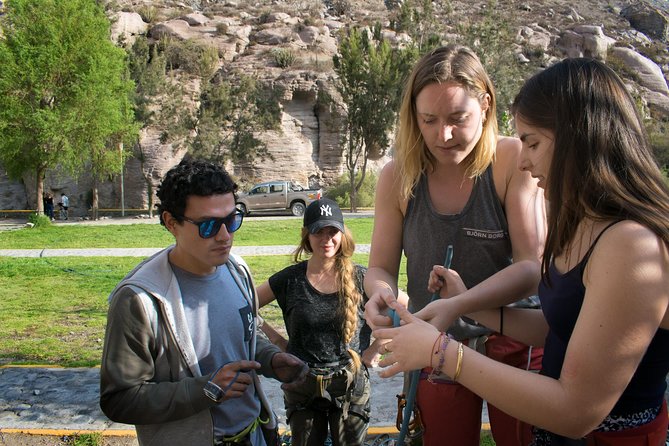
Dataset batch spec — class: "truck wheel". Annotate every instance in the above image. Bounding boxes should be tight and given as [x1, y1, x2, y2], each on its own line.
[237, 203, 248, 216]
[290, 202, 306, 217]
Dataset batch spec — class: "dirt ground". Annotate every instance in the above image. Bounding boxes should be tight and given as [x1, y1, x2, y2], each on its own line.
[0, 433, 138, 446]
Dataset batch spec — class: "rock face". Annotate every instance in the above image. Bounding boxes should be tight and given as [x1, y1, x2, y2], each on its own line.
[556, 25, 617, 60]
[622, 2, 669, 41]
[110, 11, 148, 44]
[2, 0, 669, 214]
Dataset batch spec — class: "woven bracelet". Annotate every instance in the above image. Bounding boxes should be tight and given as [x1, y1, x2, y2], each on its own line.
[428, 332, 450, 383]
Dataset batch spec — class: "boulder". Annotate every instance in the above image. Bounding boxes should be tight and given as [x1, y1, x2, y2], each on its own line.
[149, 20, 193, 41]
[556, 26, 615, 60]
[252, 27, 295, 45]
[517, 24, 552, 52]
[621, 3, 669, 41]
[110, 12, 148, 44]
[610, 46, 669, 95]
[180, 13, 210, 26]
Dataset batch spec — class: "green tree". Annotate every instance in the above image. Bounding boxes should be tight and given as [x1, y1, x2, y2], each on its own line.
[127, 36, 194, 217]
[193, 74, 281, 167]
[79, 52, 137, 220]
[0, 0, 137, 214]
[390, 0, 445, 52]
[456, 0, 530, 134]
[333, 26, 417, 211]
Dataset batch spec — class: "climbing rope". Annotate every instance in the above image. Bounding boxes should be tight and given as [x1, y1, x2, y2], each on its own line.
[391, 244, 453, 445]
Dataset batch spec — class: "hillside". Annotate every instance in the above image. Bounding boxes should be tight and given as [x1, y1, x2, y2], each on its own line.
[2, 0, 668, 213]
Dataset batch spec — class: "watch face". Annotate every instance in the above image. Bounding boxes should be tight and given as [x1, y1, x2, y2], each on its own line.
[204, 380, 224, 402]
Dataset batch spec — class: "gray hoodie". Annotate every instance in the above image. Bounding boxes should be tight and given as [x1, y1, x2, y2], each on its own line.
[100, 247, 281, 446]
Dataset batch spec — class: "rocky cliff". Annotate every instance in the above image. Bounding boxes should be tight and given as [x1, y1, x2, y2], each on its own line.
[2, 0, 668, 215]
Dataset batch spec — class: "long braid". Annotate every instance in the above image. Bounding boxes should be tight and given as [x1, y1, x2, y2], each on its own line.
[336, 227, 362, 371]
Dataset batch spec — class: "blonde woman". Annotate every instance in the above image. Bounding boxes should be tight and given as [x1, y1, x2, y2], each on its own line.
[364, 44, 545, 445]
[257, 198, 374, 446]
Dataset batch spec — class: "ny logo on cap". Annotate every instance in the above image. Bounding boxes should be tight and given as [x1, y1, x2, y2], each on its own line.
[320, 204, 333, 217]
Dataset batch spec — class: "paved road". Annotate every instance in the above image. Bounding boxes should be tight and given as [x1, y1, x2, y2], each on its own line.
[0, 366, 405, 432]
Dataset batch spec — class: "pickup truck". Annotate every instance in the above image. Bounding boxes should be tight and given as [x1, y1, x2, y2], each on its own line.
[236, 180, 322, 216]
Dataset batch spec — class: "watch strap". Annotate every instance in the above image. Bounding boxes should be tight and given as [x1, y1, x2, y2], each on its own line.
[204, 365, 226, 402]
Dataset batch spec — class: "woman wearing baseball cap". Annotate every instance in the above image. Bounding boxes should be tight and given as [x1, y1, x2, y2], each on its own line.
[257, 198, 375, 446]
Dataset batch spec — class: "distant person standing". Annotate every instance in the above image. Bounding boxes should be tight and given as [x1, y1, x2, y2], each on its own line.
[44, 193, 55, 221]
[59, 193, 69, 220]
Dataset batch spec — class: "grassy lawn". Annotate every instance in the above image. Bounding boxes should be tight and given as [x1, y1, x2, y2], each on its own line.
[0, 246, 406, 366]
[0, 254, 296, 366]
[0, 217, 375, 248]
[0, 218, 409, 366]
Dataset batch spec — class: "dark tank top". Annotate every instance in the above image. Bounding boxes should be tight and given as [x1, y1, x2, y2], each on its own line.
[539, 221, 669, 416]
[403, 166, 513, 339]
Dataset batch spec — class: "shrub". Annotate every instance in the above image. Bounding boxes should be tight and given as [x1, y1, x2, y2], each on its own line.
[258, 10, 272, 24]
[28, 213, 52, 228]
[137, 5, 158, 23]
[271, 48, 296, 68]
[163, 40, 219, 78]
[328, 0, 351, 16]
[69, 432, 103, 446]
[325, 171, 378, 209]
[215, 22, 229, 36]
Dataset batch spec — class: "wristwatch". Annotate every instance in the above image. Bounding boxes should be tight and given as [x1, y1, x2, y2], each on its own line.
[204, 380, 224, 402]
[204, 366, 225, 402]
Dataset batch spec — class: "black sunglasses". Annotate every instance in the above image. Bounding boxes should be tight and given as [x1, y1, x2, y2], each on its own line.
[181, 210, 244, 239]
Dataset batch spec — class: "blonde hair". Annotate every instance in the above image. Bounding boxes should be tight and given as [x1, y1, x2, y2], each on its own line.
[395, 44, 498, 200]
[294, 226, 363, 370]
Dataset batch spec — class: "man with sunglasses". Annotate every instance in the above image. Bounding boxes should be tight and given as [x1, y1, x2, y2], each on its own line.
[100, 158, 308, 446]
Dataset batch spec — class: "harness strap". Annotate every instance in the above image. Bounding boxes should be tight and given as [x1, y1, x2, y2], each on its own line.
[317, 374, 326, 398]
[308, 359, 350, 369]
[218, 415, 269, 443]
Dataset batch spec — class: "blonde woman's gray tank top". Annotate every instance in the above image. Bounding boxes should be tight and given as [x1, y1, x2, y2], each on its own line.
[403, 166, 511, 340]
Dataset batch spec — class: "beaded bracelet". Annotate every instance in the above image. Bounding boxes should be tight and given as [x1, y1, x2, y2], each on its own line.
[427, 332, 450, 384]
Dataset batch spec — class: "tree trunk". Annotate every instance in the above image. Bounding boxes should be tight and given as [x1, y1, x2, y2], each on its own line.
[349, 168, 358, 213]
[91, 181, 99, 221]
[35, 166, 45, 215]
[147, 182, 154, 219]
[353, 155, 369, 214]
[137, 143, 155, 218]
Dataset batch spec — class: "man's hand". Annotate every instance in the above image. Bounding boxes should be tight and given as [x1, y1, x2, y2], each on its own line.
[212, 360, 261, 401]
[271, 352, 308, 391]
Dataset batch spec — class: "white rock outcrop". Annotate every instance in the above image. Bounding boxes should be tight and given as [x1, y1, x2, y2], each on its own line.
[610, 46, 669, 96]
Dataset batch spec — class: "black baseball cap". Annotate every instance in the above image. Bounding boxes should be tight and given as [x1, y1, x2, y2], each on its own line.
[304, 198, 345, 234]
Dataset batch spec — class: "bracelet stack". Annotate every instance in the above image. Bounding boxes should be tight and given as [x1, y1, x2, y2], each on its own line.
[427, 332, 450, 383]
[427, 334, 465, 383]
